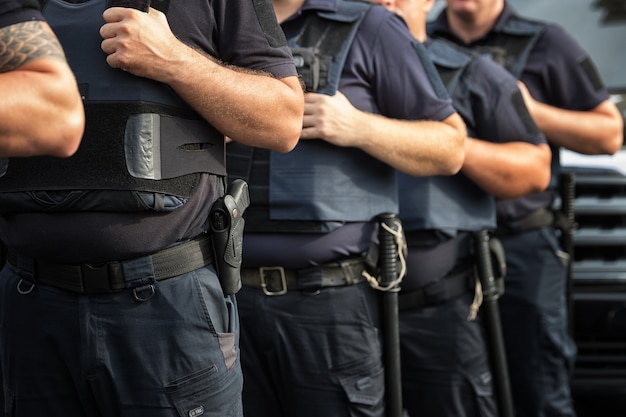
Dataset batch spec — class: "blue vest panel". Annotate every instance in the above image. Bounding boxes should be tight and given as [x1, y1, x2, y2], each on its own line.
[268, 1, 397, 226]
[399, 39, 496, 234]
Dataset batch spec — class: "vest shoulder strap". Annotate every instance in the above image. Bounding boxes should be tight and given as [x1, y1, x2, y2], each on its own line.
[428, 38, 474, 96]
[290, 0, 373, 94]
[476, 16, 545, 78]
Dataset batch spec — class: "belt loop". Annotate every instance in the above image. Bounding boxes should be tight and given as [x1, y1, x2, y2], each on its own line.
[339, 259, 356, 285]
[121, 256, 156, 289]
[15, 254, 36, 282]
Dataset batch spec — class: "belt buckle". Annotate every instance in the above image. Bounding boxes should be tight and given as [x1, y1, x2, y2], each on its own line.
[260, 266, 287, 296]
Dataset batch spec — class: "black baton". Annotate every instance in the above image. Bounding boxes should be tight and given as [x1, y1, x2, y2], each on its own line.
[473, 230, 515, 417]
[559, 171, 576, 337]
[378, 213, 403, 417]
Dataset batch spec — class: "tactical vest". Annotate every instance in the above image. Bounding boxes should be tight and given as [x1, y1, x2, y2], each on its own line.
[399, 38, 495, 233]
[475, 16, 561, 188]
[0, 0, 225, 213]
[229, 1, 397, 233]
[472, 16, 545, 78]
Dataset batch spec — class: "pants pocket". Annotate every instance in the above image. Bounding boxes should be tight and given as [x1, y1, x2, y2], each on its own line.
[333, 357, 385, 417]
[165, 364, 243, 417]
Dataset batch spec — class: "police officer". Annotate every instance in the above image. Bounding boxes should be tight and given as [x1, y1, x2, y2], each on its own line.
[429, 1, 624, 416]
[362, 0, 550, 415]
[226, 0, 467, 415]
[0, 0, 303, 415]
[0, 0, 84, 157]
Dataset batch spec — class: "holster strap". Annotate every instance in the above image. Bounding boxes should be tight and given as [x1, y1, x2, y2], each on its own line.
[398, 269, 474, 310]
[7, 235, 213, 295]
[241, 257, 366, 296]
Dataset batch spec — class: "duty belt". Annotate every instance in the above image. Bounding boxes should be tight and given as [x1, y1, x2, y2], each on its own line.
[398, 269, 474, 310]
[241, 257, 366, 296]
[7, 235, 213, 295]
[496, 207, 555, 235]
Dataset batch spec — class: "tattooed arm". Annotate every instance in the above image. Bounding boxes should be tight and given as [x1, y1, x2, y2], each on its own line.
[0, 20, 84, 157]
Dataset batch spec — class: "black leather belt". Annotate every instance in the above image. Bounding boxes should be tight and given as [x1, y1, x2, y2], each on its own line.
[7, 235, 214, 294]
[497, 207, 555, 235]
[398, 269, 474, 310]
[241, 258, 366, 296]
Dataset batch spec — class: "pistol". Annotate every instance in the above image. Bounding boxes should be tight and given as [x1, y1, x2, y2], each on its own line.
[210, 179, 250, 295]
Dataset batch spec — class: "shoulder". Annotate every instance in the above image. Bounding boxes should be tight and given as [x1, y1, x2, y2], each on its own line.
[507, 13, 581, 55]
[0, 0, 42, 28]
[358, 3, 412, 44]
[469, 54, 517, 87]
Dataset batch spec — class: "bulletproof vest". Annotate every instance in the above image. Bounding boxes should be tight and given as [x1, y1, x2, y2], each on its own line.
[473, 17, 563, 189]
[473, 16, 545, 78]
[0, 0, 225, 213]
[398, 38, 495, 233]
[229, 1, 398, 233]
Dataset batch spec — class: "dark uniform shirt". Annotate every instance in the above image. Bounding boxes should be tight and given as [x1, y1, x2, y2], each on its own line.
[429, 1, 610, 222]
[0, 0, 42, 26]
[399, 39, 547, 289]
[0, 0, 297, 263]
[242, 0, 457, 268]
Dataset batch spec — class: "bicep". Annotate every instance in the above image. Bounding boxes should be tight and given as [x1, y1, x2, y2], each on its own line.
[0, 20, 65, 72]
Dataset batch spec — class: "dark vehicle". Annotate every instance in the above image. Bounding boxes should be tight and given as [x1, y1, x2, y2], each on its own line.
[429, 1, 626, 415]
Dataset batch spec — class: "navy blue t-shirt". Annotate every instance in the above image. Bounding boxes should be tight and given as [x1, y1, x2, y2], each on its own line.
[0, 0, 42, 27]
[399, 38, 547, 234]
[429, 1, 610, 221]
[0, 0, 298, 263]
[399, 39, 549, 287]
[242, 0, 458, 268]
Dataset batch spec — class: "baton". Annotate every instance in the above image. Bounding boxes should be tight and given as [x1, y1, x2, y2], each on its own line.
[378, 213, 403, 417]
[473, 230, 515, 417]
[559, 171, 576, 337]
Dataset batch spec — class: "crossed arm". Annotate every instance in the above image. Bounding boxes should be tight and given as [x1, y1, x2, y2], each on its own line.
[100, 7, 304, 154]
[0, 20, 85, 157]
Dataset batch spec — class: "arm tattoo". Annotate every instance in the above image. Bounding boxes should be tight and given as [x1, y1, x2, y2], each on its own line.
[0, 20, 66, 73]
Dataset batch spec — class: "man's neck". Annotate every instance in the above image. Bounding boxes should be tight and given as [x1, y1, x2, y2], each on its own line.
[445, 1, 504, 44]
[273, 0, 306, 24]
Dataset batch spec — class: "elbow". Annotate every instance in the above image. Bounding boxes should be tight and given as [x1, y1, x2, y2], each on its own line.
[450, 142, 465, 175]
[600, 131, 624, 155]
[440, 113, 466, 175]
[443, 147, 465, 175]
[49, 108, 85, 158]
[272, 121, 301, 154]
[447, 124, 467, 175]
[272, 76, 304, 154]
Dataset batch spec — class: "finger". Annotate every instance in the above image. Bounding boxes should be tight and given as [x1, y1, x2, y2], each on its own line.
[102, 7, 129, 23]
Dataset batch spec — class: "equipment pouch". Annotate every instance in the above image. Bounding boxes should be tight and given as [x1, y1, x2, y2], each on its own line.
[291, 47, 322, 92]
[210, 179, 250, 295]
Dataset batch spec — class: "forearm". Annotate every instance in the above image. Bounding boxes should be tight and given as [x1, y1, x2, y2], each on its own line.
[531, 99, 623, 155]
[164, 45, 303, 153]
[352, 112, 466, 176]
[462, 138, 551, 199]
[100, 7, 303, 154]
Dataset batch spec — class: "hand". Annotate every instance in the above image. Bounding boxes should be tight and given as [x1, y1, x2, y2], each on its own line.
[301, 91, 363, 147]
[100, 7, 181, 81]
